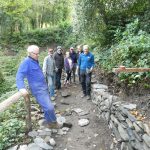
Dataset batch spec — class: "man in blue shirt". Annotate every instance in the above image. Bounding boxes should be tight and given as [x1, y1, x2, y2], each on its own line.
[77, 45, 95, 100]
[16, 45, 60, 128]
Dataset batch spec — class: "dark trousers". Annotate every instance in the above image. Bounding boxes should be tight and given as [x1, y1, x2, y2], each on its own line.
[78, 67, 81, 82]
[65, 70, 71, 82]
[55, 69, 62, 89]
[80, 70, 92, 96]
[71, 64, 76, 82]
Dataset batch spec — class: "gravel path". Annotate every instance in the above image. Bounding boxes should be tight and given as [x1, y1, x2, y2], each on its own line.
[53, 83, 114, 150]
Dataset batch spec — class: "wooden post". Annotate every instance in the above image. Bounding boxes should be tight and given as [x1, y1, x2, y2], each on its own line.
[24, 94, 32, 132]
[0, 92, 32, 133]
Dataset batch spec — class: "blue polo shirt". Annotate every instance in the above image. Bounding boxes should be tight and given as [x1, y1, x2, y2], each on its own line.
[16, 57, 48, 95]
[78, 52, 95, 71]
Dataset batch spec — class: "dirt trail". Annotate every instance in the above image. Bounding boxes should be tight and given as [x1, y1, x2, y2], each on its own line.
[53, 82, 113, 150]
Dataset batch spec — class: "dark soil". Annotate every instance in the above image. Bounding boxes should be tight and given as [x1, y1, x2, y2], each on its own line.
[96, 68, 150, 126]
[53, 82, 115, 150]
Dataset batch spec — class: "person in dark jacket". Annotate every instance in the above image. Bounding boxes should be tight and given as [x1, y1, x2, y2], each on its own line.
[16, 45, 61, 128]
[69, 47, 77, 83]
[64, 51, 73, 86]
[53, 46, 64, 89]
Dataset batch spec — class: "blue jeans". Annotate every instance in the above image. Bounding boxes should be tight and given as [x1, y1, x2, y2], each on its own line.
[34, 89, 56, 123]
[47, 75, 55, 97]
[80, 70, 92, 96]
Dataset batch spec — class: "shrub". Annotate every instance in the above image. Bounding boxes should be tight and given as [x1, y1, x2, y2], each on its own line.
[94, 19, 150, 86]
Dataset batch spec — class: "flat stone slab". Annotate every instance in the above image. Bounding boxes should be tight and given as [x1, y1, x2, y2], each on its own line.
[78, 119, 90, 127]
[91, 79, 97, 84]
[57, 129, 67, 135]
[123, 104, 137, 110]
[28, 143, 42, 150]
[61, 91, 71, 97]
[143, 124, 150, 136]
[7, 145, 18, 150]
[18, 145, 28, 150]
[60, 99, 69, 105]
[143, 134, 150, 147]
[78, 111, 89, 116]
[92, 84, 108, 90]
[118, 125, 129, 141]
[28, 130, 38, 137]
[34, 137, 53, 150]
[73, 108, 83, 114]
[73, 108, 89, 116]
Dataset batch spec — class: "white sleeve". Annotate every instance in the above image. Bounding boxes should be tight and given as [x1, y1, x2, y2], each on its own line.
[43, 57, 47, 77]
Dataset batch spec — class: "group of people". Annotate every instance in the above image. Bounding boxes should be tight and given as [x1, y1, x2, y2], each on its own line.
[16, 44, 95, 128]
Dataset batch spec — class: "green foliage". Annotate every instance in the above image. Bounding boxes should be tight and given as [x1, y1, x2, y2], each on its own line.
[0, 71, 9, 96]
[0, 99, 26, 150]
[110, 19, 150, 68]
[73, 0, 150, 46]
[0, 0, 71, 39]
[0, 23, 73, 49]
[0, 50, 26, 96]
[94, 19, 150, 86]
[0, 118, 25, 150]
[0, 71, 4, 84]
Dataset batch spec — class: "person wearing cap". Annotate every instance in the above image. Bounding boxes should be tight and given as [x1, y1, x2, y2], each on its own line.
[16, 45, 60, 128]
[69, 46, 78, 83]
[77, 45, 95, 100]
[53, 46, 64, 89]
[43, 48, 56, 100]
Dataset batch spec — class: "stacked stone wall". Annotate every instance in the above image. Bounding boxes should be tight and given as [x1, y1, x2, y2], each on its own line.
[92, 84, 150, 150]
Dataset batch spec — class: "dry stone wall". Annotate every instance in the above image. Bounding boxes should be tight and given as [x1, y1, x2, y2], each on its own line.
[91, 84, 150, 150]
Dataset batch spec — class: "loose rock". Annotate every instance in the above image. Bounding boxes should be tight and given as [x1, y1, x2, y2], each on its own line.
[34, 137, 53, 150]
[49, 138, 56, 146]
[78, 119, 89, 127]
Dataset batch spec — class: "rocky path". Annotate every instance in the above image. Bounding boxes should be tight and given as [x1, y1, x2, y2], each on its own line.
[53, 83, 113, 150]
[8, 82, 114, 150]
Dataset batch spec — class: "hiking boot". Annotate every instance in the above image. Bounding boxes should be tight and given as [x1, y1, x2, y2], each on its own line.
[41, 120, 62, 129]
[47, 122, 63, 129]
[86, 95, 91, 100]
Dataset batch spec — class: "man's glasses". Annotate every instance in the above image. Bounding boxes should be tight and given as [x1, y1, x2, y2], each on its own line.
[32, 52, 39, 56]
[49, 51, 53, 53]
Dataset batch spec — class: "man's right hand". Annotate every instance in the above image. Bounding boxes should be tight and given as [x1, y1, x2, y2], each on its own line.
[55, 67, 58, 72]
[19, 89, 29, 97]
[75, 68, 78, 76]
